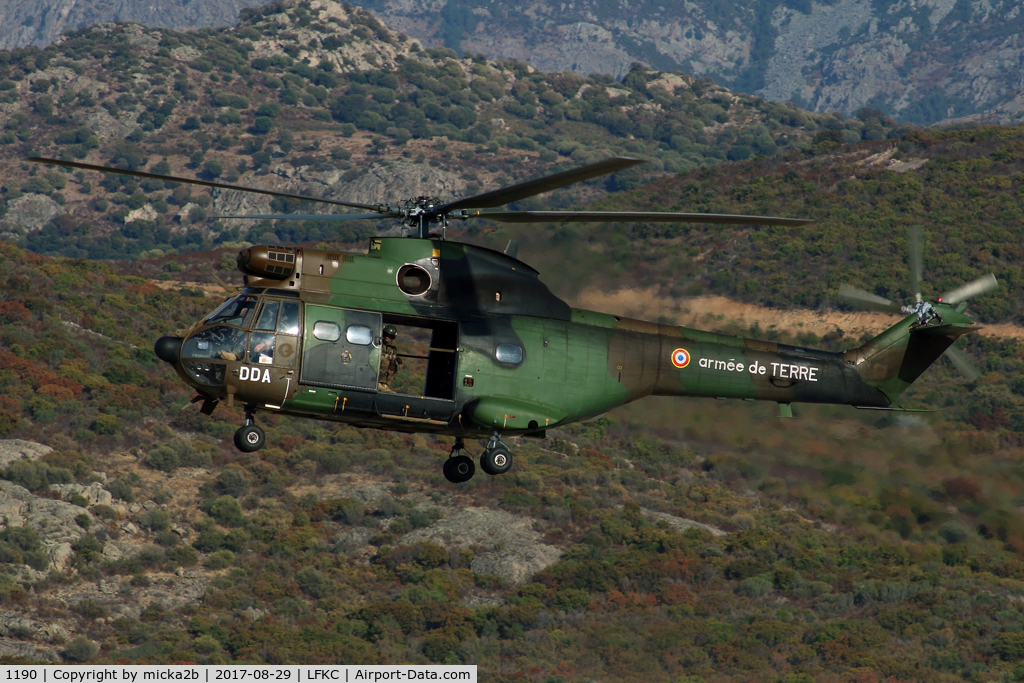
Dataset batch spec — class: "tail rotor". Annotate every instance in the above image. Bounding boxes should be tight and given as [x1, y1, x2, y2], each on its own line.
[838, 225, 997, 382]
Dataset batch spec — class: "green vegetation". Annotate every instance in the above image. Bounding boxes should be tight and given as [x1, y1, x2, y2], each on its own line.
[492, 125, 1024, 327]
[4, 1, 1024, 677]
[4, 229, 1024, 678]
[0, 1, 898, 261]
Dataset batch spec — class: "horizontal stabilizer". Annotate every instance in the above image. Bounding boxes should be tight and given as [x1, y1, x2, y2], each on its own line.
[910, 323, 981, 339]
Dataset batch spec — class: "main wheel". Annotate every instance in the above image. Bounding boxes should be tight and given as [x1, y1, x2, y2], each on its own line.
[480, 445, 513, 475]
[234, 424, 265, 453]
[443, 454, 475, 483]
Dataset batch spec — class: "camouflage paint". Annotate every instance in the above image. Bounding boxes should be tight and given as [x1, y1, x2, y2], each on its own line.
[171, 238, 978, 437]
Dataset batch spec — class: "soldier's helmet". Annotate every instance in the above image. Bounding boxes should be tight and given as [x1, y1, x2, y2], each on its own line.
[383, 325, 398, 342]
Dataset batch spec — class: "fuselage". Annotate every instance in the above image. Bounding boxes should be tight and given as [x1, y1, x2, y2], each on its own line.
[164, 237, 892, 437]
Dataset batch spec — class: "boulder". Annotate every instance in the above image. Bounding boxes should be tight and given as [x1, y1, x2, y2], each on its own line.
[50, 482, 113, 506]
[1, 195, 62, 231]
[125, 204, 158, 223]
[0, 440, 52, 469]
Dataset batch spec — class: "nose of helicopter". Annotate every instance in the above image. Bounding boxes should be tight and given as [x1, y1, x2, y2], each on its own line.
[154, 336, 183, 364]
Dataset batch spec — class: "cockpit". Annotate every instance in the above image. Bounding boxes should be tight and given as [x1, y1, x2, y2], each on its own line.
[180, 291, 302, 386]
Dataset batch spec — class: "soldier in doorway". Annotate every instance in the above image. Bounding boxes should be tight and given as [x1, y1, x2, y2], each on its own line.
[378, 325, 403, 392]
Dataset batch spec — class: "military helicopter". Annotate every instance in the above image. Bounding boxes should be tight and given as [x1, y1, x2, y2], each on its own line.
[30, 156, 998, 483]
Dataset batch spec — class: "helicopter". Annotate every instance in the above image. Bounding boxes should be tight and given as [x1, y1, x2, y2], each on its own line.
[29, 155, 998, 483]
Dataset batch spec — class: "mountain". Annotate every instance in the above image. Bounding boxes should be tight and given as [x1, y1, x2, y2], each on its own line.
[0, 0, 900, 261]
[0, 0, 273, 51]
[359, 0, 1024, 125]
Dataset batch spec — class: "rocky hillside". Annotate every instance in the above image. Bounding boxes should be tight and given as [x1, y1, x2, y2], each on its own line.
[0, 0, 273, 51]
[6, 241, 1024, 679]
[361, 0, 1024, 124]
[0, 0, 900, 261]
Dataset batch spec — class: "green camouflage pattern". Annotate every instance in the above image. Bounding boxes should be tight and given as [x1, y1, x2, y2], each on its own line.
[173, 238, 978, 436]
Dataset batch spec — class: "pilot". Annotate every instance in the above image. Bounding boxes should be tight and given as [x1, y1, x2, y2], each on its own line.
[216, 330, 247, 361]
[377, 325, 403, 392]
[251, 334, 275, 363]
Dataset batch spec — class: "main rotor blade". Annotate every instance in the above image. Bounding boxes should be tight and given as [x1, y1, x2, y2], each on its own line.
[218, 213, 390, 221]
[29, 157, 384, 212]
[838, 284, 901, 313]
[461, 209, 812, 226]
[944, 345, 980, 383]
[439, 157, 646, 212]
[941, 273, 999, 305]
[908, 225, 923, 300]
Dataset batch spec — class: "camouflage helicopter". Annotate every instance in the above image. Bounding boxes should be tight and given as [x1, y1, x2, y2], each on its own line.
[31, 156, 997, 483]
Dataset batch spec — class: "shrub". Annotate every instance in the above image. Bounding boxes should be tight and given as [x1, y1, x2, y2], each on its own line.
[62, 636, 98, 662]
[140, 510, 172, 532]
[207, 496, 245, 527]
[105, 478, 134, 502]
[296, 567, 336, 599]
[166, 545, 199, 567]
[74, 599, 107, 619]
[215, 468, 251, 497]
[90, 504, 118, 522]
[146, 445, 179, 472]
[205, 549, 234, 570]
[91, 413, 120, 436]
[193, 634, 222, 654]
[251, 117, 273, 134]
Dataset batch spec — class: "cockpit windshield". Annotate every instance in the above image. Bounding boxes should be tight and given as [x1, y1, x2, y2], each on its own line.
[182, 326, 248, 361]
[205, 295, 259, 327]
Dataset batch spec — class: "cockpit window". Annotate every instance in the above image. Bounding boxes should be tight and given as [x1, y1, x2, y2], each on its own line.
[205, 295, 259, 327]
[182, 326, 248, 361]
[277, 301, 300, 335]
[255, 301, 279, 331]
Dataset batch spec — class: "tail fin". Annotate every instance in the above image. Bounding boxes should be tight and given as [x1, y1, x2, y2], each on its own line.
[846, 309, 979, 402]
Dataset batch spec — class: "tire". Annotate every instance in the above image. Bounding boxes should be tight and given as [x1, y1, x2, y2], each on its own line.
[480, 445, 513, 475]
[234, 424, 265, 452]
[443, 454, 475, 483]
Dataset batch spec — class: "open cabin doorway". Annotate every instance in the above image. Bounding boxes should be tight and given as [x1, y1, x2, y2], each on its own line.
[381, 314, 458, 400]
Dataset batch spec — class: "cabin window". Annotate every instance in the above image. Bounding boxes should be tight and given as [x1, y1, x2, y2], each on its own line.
[495, 344, 523, 364]
[255, 301, 279, 331]
[346, 325, 374, 345]
[312, 321, 341, 342]
[205, 295, 258, 327]
[397, 264, 431, 296]
[277, 301, 300, 335]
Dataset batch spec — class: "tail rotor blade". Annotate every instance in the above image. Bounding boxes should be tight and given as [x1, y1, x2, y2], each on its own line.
[908, 225, 923, 301]
[941, 273, 999, 305]
[944, 345, 981, 383]
[838, 284, 900, 313]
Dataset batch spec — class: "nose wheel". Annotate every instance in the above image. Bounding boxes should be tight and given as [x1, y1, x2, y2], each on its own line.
[233, 407, 265, 453]
[480, 431, 513, 475]
[443, 438, 475, 483]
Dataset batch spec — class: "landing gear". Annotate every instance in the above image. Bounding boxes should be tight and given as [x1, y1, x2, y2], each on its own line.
[443, 438, 475, 483]
[480, 431, 513, 475]
[233, 407, 265, 453]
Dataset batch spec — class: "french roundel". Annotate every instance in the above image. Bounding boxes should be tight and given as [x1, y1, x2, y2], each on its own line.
[671, 348, 691, 369]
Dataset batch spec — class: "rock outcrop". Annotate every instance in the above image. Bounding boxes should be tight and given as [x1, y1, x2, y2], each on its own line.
[0, 440, 52, 469]
[401, 507, 562, 585]
[0, 478, 97, 571]
[360, 0, 1024, 123]
[0, 0, 274, 50]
